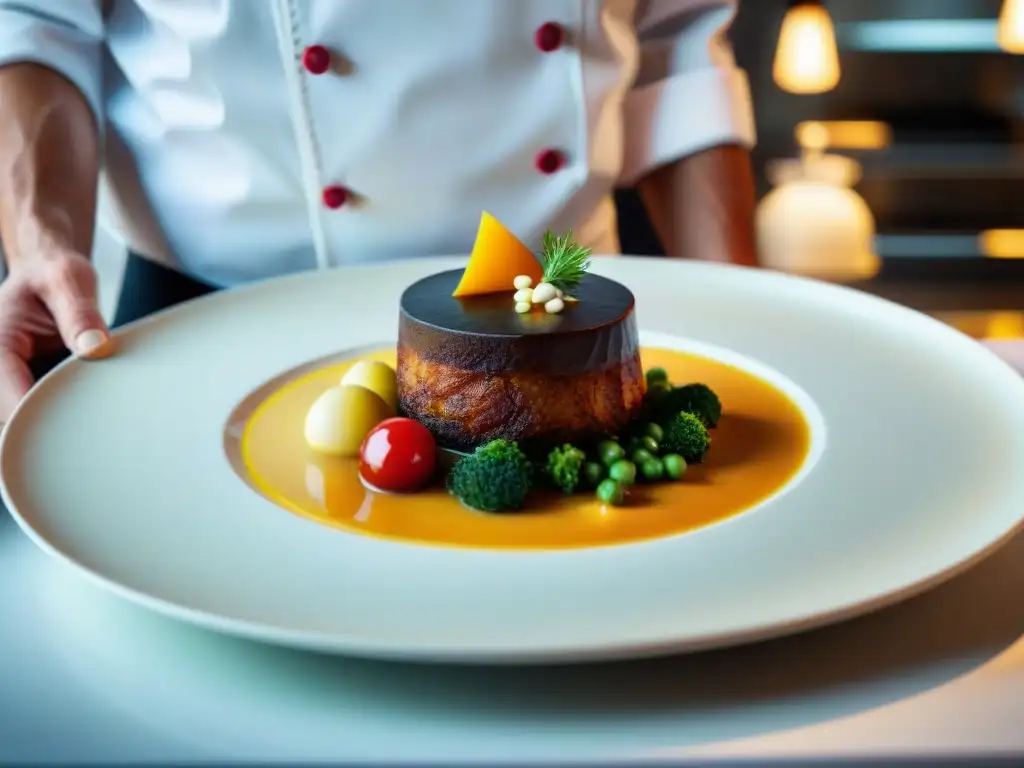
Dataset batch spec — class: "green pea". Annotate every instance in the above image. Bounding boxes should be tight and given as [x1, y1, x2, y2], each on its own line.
[583, 461, 606, 487]
[598, 440, 625, 468]
[608, 459, 637, 487]
[640, 435, 659, 455]
[643, 422, 664, 443]
[662, 453, 687, 480]
[641, 457, 665, 482]
[631, 448, 655, 466]
[645, 367, 669, 386]
[596, 478, 625, 506]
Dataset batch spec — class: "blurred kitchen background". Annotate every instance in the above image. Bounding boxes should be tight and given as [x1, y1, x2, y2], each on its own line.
[617, 0, 1024, 339]
[86, 1, 1024, 339]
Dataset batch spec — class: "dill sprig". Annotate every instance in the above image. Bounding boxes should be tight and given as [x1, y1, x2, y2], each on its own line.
[539, 230, 592, 291]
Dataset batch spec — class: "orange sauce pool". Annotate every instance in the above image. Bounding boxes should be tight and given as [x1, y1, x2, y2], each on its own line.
[236, 347, 812, 550]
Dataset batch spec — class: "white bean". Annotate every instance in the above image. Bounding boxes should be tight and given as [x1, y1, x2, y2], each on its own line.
[532, 282, 557, 304]
[513, 275, 533, 290]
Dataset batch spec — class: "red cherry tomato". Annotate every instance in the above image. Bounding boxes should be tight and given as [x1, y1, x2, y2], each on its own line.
[359, 417, 437, 493]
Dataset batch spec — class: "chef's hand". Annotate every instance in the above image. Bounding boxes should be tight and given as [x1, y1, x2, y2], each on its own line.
[0, 62, 106, 424]
[0, 248, 111, 422]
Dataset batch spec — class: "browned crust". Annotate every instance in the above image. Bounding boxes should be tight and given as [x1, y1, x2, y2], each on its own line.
[397, 344, 645, 451]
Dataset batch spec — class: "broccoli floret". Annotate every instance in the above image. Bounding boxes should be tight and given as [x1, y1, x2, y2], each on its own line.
[476, 439, 526, 463]
[446, 439, 534, 512]
[545, 444, 586, 494]
[647, 382, 722, 428]
[661, 411, 711, 463]
[675, 383, 722, 427]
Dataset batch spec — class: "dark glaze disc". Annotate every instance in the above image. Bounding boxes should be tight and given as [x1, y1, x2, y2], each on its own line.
[398, 269, 639, 375]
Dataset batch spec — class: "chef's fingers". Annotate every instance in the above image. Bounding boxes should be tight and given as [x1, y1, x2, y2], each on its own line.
[0, 348, 34, 423]
[35, 254, 113, 359]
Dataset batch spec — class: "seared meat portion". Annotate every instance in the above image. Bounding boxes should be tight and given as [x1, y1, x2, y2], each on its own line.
[398, 344, 644, 451]
[396, 269, 643, 451]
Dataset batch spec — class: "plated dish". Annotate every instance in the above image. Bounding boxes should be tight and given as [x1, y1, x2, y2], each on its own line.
[4, 234, 1024, 663]
[238, 213, 813, 549]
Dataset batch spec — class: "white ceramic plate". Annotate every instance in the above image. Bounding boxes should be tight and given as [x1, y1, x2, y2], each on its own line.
[4, 256, 1024, 665]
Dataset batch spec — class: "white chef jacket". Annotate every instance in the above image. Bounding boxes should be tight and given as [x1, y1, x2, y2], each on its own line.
[0, 0, 754, 288]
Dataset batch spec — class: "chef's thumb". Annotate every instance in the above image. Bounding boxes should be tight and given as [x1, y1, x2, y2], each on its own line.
[39, 265, 113, 359]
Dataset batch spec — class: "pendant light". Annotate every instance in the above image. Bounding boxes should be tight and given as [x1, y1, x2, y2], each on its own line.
[998, 0, 1024, 53]
[773, 0, 841, 94]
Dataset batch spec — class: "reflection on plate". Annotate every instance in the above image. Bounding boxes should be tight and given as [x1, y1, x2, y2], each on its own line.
[229, 346, 814, 550]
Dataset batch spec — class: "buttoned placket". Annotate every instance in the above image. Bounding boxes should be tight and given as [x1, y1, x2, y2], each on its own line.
[528, 11, 588, 249]
[534, 20, 570, 180]
[269, 3, 579, 270]
[269, 0, 345, 271]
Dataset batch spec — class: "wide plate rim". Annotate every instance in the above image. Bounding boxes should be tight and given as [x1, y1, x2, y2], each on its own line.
[4, 255, 1024, 664]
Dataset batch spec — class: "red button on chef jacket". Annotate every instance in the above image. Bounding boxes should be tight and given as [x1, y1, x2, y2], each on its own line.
[535, 22, 564, 52]
[322, 185, 349, 209]
[302, 45, 331, 74]
[535, 149, 565, 175]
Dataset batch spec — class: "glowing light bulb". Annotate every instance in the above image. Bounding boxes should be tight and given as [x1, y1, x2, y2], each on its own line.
[998, 0, 1024, 54]
[984, 311, 1024, 340]
[796, 121, 830, 153]
[980, 229, 1024, 259]
[773, 1, 841, 94]
[796, 121, 892, 152]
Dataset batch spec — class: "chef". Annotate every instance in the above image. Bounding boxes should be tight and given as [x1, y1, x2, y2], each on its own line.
[0, 0, 756, 420]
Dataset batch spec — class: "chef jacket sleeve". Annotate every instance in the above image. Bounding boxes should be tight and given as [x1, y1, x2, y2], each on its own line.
[0, 2, 105, 130]
[620, 0, 756, 185]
